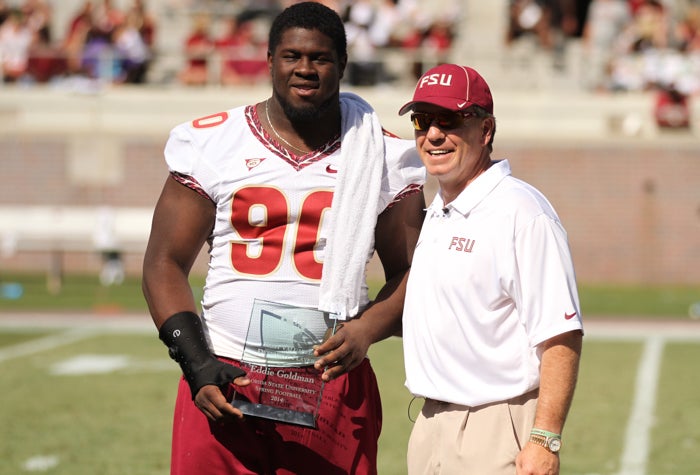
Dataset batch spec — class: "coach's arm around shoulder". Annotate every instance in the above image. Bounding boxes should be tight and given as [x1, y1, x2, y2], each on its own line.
[517, 329, 582, 475]
[142, 177, 250, 421]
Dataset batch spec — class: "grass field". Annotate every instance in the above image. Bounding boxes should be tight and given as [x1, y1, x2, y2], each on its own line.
[1, 273, 698, 318]
[1, 274, 699, 474]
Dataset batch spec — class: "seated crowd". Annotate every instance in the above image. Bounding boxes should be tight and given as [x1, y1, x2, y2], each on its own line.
[0, 0, 697, 101]
[0, 0, 155, 85]
[507, 0, 700, 98]
[0, 0, 458, 87]
[177, 0, 460, 87]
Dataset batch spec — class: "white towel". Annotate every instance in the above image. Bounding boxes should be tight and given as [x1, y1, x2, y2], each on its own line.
[318, 92, 385, 319]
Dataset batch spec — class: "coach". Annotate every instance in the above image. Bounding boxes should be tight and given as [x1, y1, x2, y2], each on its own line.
[399, 63, 584, 475]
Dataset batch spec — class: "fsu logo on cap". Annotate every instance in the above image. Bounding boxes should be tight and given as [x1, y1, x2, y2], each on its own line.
[419, 73, 453, 89]
[398, 64, 494, 115]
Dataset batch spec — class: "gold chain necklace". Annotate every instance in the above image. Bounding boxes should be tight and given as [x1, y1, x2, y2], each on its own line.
[265, 100, 308, 154]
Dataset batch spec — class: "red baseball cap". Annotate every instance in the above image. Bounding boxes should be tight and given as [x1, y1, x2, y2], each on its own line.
[398, 64, 493, 116]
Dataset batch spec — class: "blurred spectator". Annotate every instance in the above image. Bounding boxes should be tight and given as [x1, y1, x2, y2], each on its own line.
[674, 3, 700, 51]
[131, 0, 156, 51]
[113, 7, 150, 83]
[394, 0, 427, 80]
[0, 8, 33, 82]
[368, 0, 402, 50]
[582, 0, 632, 91]
[63, 0, 93, 76]
[627, 0, 646, 16]
[545, 0, 579, 69]
[22, 0, 52, 42]
[76, 0, 123, 81]
[398, 0, 458, 80]
[81, 27, 119, 80]
[507, 0, 553, 49]
[507, 0, 578, 70]
[342, 0, 458, 85]
[65, 0, 92, 39]
[654, 84, 690, 129]
[0, 2, 9, 25]
[344, 0, 382, 85]
[421, 17, 454, 64]
[92, 0, 123, 40]
[178, 13, 213, 86]
[626, 0, 669, 52]
[27, 21, 67, 82]
[387, 0, 420, 45]
[94, 207, 124, 287]
[214, 15, 268, 86]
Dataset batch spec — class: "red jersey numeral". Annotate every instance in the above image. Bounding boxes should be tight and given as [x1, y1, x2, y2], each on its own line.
[229, 186, 332, 280]
[192, 112, 229, 128]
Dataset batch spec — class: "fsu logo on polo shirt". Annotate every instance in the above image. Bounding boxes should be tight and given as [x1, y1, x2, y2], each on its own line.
[448, 236, 475, 253]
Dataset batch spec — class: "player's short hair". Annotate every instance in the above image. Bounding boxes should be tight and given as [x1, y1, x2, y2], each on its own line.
[268, 2, 347, 61]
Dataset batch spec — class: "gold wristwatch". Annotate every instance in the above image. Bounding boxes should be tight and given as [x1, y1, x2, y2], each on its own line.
[529, 429, 562, 453]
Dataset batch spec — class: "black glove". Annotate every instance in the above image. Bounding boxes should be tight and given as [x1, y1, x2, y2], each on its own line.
[159, 311, 246, 399]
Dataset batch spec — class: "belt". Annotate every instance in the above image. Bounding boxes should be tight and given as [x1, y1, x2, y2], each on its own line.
[425, 388, 539, 410]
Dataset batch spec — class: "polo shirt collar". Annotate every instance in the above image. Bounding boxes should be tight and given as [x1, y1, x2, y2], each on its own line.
[428, 160, 511, 217]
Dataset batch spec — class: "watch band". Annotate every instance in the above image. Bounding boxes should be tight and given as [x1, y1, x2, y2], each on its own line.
[531, 428, 561, 439]
[529, 429, 562, 453]
[529, 433, 548, 447]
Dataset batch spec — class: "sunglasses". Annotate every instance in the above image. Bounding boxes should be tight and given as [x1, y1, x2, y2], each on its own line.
[410, 111, 478, 131]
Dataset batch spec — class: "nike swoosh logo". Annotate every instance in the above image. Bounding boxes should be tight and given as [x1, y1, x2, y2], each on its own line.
[326, 164, 338, 174]
[457, 101, 467, 108]
[565, 312, 577, 320]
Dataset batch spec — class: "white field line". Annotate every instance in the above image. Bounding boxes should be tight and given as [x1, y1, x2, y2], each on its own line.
[0, 313, 153, 334]
[616, 336, 665, 475]
[582, 320, 700, 342]
[0, 314, 153, 363]
[589, 318, 696, 475]
[0, 328, 99, 363]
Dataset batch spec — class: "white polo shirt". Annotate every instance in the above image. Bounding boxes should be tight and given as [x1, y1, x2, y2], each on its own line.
[403, 160, 583, 407]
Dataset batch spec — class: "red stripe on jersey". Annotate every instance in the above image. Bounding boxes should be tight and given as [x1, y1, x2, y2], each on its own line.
[381, 127, 401, 139]
[170, 172, 214, 202]
[386, 183, 423, 209]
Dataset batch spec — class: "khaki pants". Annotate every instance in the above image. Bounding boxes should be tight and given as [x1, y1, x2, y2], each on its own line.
[407, 389, 538, 475]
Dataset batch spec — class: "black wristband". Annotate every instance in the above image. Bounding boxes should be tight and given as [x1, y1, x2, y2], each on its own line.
[159, 311, 246, 399]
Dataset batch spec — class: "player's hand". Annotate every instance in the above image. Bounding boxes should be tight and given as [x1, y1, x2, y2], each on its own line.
[194, 375, 250, 422]
[515, 443, 560, 475]
[160, 311, 251, 402]
[188, 357, 249, 397]
[313, 319, 372, 381]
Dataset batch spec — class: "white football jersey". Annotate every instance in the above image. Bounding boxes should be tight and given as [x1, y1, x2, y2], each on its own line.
[164, 104, 424, 361]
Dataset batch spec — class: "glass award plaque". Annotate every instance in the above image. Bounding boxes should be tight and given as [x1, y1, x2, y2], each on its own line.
[231, 299, 335, 428]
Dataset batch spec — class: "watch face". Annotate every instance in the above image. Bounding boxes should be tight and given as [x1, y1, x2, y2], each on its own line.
[548, 438, 562, 452]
